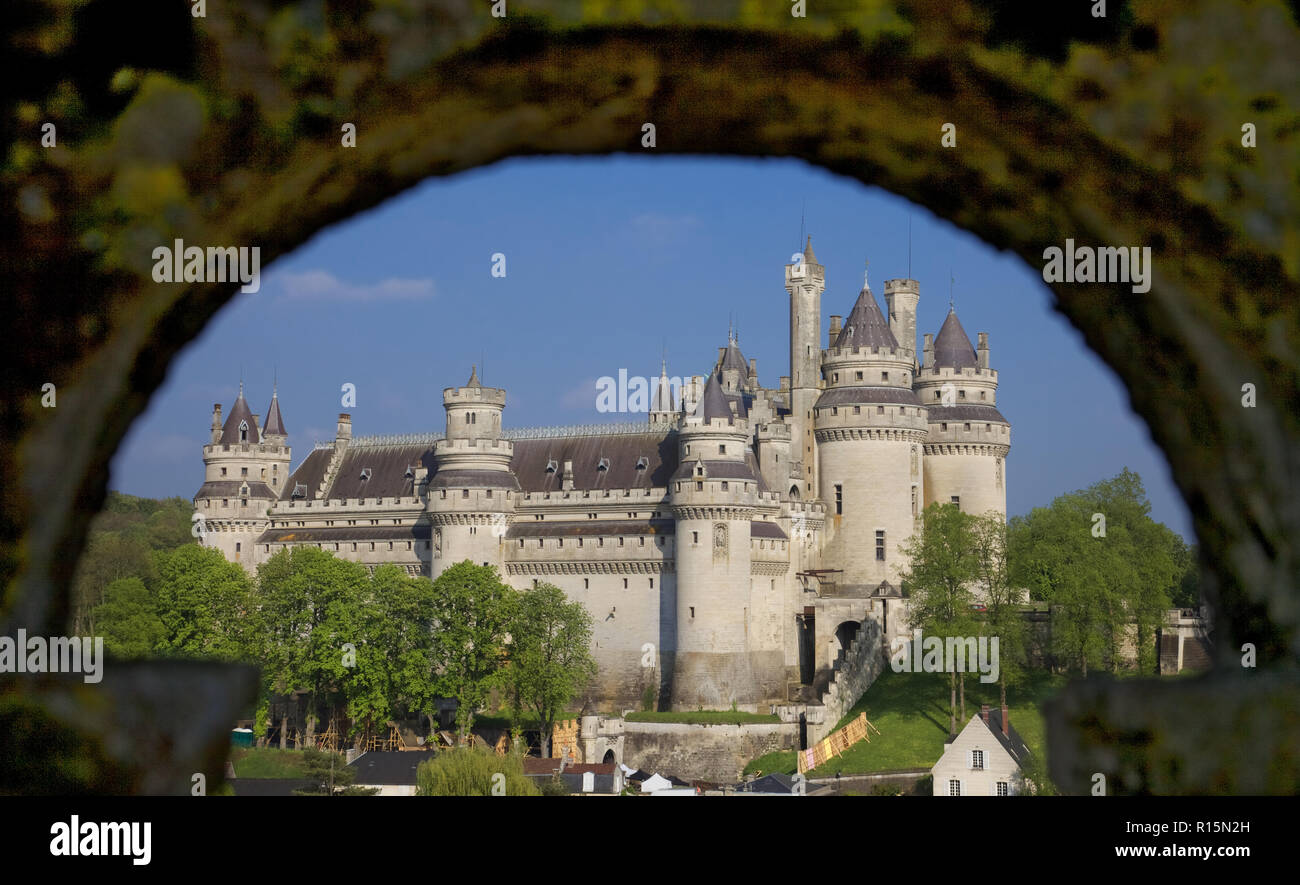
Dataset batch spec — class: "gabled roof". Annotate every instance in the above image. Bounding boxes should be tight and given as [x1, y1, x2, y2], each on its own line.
[347, 751, 429, 786]
[218, 386, 258, 445]
[264, 390, 287, 437]
[932, 309, 979, 370]
[834, 287, 899, 351]
[694, 371, 734, 422]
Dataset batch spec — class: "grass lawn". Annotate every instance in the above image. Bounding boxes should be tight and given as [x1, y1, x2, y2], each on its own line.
[229, 747, 309, 778]
[743, 750, 797, 777]
[802, 668, 1068, 777]
[625, 710, 781, 725]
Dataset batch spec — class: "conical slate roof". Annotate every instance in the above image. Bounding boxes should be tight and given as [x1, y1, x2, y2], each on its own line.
[652, 362, 676, 412]
[264, 389, 287, 437]
[932, 309, 979, 369]
[465, 365, 481, 388]
[803, 235, 818, 265]
[219, 385, 257, 444]
[834, 286, 899, 350]
[720, 339, 749, 377]
[694, 371, 733, 422]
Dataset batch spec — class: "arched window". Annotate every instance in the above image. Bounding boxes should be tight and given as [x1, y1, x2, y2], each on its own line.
[238, 420, 248, 442]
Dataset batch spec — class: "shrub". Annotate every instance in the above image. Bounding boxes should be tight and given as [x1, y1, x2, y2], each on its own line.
[416, 748, 540, 796]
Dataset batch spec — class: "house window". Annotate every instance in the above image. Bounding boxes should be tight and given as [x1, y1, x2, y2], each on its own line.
[623, 578, 628, 589]
[951, 496, 960, 510]
[220, 467, 227, 476]
[834, 485, 842, 515]
[689, 607, 695, 618]
[853, 406, 860, 414]
[832, 407, 838, 415]
[980, 391, 987, 401]
[935, 391, 941, 399]
[486, 489, 492, 498]
[881, 372, 888, 382]
[941, 423, 948, 431]
[462, 489, 469, 498]
[959, 390, 966, 400]
[876, 530, 885, 561]
[235, 542, 241, 552]
[583, 578, 589, 589]
[696, 481, 703, 491]
[649, 578, 654, 588]
[877, 405, 884, 414]
[833, 373, 839, 383]
[721, 481, 728, 491]
[855, 371, 863, 381]
[222, 499, 228, 506]
[996, 781, 1009, 796]
[241, 467, 248, 476]
[964, 423, 971, 431]
[718, 444, 726, 454]
[971, 749, 985, 770]
[440, 489, 447, 499]
[948, 779, 961, 797]
[693, 531, 699, 544]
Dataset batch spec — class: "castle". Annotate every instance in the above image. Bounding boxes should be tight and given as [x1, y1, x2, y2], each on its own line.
[194, 239, 1010, 711]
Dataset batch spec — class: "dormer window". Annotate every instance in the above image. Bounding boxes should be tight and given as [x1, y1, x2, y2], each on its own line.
[360, 467, 372, 481]
[635, 456, 648, 471]
[291, 483, 306, 499]
[546, 459, 558, 474]
[239, 420, 248, 443]
[597, 457, 610, 472]
[404, 465, 414, 479]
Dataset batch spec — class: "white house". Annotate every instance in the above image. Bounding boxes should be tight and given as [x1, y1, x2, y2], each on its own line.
[932, 704, 1030, 796]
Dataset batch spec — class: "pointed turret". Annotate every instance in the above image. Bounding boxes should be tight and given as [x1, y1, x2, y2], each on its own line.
[466, 364, 481, 388]
[219, 382, 256, 445]
[694, 370, 733, 423]
[803, 235, 817, 265]
[834, 284, 899, 351]
[650, 359, 677, 424]
[932, 308, 978, 369]
[263, 386, 287, 439]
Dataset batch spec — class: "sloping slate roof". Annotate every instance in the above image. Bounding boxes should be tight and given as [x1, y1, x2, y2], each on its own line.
[511, 433, 677, 492]
[984, 708, 1031, 765]
[834, 288, 899, 350]
[932, 310, 979, 369]
[671, 459, 758, 482]
[429, 468, 520, 490]
[723, 390, 751, 418]
[279, 430, 678, 503]
[219, 392, 257, 444]
[194, 480, 277, 499]
[926, 404, 1009, 424]
[522, 759, 618, 776]
[228, 778, 315, 797]
[263, 393, 287, 436]
[348, 751, 431, 786]
[330, 444, 434, 500]
[258, 525, 431, 544]
[279, 448, 335, 501]
[751, 521, 787, 539]
[815, 386, 923, 408]
[506, 519, 672, 539]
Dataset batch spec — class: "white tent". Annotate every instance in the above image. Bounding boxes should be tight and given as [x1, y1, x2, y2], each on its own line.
[639, 773, 672, 793]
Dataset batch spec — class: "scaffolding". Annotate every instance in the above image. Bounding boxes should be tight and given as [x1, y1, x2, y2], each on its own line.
[797, 712, 881, 773]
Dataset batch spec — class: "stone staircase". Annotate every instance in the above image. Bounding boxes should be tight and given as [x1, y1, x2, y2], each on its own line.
[807, 619, 885, 745]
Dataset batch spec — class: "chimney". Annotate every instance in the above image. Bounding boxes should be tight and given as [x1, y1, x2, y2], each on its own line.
[1001, 703, 1009, 737]
[749, 357, 757, 378]
[337, 412, 352, 443]
[828, 315, 842, 344]
[980, 704, 990, 724]
[923, 333, 934, 367]
[718, 346, 726, 365]
[977, 332, 990, 369]
[779, 375, 790, 392]
[563, 460, 575, 491]
[211, 403, 222, 444]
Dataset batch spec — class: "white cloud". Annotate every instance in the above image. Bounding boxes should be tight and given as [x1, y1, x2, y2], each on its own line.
[275, 270, 436, 301]
[560, 378, 600, 410]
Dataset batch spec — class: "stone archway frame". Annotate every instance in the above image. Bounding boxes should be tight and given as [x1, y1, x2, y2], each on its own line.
[5, 4, 1298, 793]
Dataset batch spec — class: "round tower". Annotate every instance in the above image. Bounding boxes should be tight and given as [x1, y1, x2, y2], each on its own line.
[914, 310, 1010, 519]
[815, 272, 928, 591]
[785, 236, 824, 500]
[669, 371, 762, 710]
[194, 381, 291, 570]
[429, 366, 518, 577]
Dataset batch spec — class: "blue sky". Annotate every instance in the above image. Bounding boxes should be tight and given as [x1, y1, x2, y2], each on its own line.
[111, 155, 1193, 540]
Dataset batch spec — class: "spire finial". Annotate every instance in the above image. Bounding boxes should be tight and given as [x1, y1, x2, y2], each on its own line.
[949, 269, 955, 311]
[864, 257, 870, 289]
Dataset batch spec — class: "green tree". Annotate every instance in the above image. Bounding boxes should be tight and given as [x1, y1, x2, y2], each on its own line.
[293, 748, 377, 796]
[506, 582, 597, 757]
[343, 564, 437, 742]
[970, 511, 1026, 709]
[154, 544, 254, 661]
[427, 562, 518, 743]
[416, 747, 540, 796]
[255, 547, 368, 748]
[91, 577, 165, 658]
[900, 502, 980, 738]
